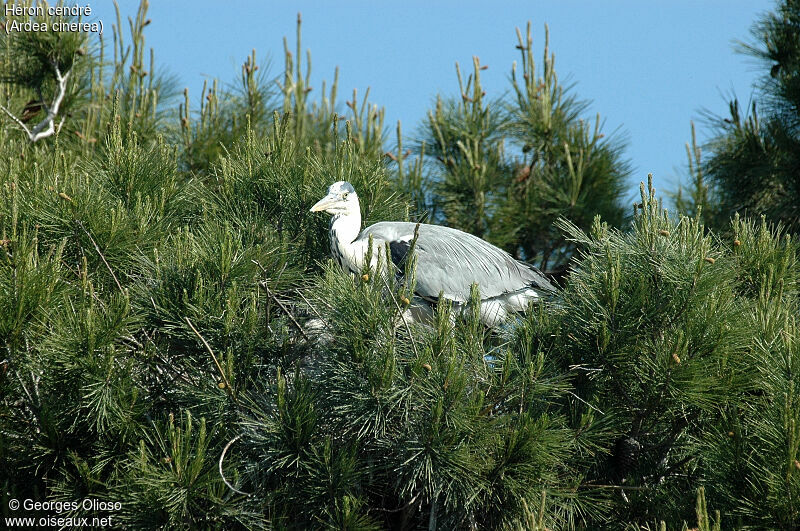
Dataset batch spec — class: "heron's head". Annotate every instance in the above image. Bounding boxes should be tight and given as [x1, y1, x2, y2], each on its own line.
[309, 181, 360, 216]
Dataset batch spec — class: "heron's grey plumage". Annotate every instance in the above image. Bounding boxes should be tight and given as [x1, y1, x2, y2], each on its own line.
[310, 181, 554, 326]
[360, 222, 553, 302]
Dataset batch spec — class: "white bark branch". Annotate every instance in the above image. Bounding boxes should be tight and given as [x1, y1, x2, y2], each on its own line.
[0, 101, 32, 134]
[0, 62, 71, 143]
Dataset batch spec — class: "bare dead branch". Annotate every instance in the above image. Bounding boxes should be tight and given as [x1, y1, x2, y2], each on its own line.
[0, 62, 71, 142]
[219, 434, 252, 496]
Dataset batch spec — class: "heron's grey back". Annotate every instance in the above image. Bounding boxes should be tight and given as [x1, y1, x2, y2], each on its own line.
[359, 221, 554, 302]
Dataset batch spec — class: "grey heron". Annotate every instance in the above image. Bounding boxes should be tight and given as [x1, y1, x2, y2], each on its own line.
[310, 181, 554, 326]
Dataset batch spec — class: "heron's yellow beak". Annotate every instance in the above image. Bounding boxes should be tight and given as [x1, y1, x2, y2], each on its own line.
[310, 194, 337, 213]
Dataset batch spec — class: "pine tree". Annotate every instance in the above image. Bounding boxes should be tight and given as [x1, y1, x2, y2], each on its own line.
[499, 23, 630, 274]
[413, 23, 630, 275]
[673, 121, 718, 227]
[703, 0, 800, 232]
[0, 0, 86, 142]
[2, 2, 800, 529]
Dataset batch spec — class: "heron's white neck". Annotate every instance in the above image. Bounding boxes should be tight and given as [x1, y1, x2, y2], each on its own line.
[330, 210, 361, 245]
[329, 209, 362, 273]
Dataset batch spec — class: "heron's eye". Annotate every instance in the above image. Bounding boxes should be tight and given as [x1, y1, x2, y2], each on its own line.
[342, 192, 349, 199]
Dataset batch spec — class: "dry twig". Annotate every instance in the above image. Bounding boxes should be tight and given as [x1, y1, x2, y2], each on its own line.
[185, 317, 237, 403]
[0, 62, 71, 142]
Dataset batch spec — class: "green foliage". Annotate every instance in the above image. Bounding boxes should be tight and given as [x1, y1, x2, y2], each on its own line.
[177, 13, 385, 177]
[235, 267, 581, 529]
[551, 177, 747, 523]
[0, 0, 86, 90]
[178, 49, 277, 174]
[100, 0, 180, 141]
[701, 214, 800, 528]
[418, 58, 509, 238]
[702, 0, 800, 232]
[412, 23, 630, 273]
[672, 121, 718, 226]
[112, 411, 256, 529]
[499, 23, 629, 272]
[2, 2, 800, 529]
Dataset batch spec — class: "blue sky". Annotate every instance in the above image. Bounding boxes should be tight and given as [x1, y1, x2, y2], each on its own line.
[92, 1, 772, 199]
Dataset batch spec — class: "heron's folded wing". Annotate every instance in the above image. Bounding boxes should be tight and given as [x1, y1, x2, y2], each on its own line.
[360, 222, 553, 303]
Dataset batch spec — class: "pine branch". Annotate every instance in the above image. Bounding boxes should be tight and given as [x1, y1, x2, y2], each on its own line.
[185, 317, 237, 403]
[380, 270, 419, 359]
[76, 220, 124, 293]
[252, 259, 310, 342]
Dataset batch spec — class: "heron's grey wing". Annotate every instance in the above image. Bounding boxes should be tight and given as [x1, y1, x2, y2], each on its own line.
[360, 222, 554, 302]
